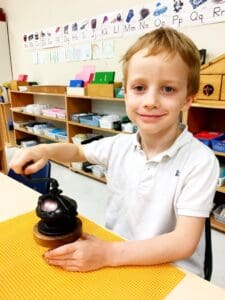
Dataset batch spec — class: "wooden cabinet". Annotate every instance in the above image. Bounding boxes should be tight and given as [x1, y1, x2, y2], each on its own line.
[0, 103, 16, 147]
[9, 90, 126, 182]
[0, 111, 7, 173]
[183, 102, 225, 233]
[10, 89, 68, 167]
[67, 95, 125, 182]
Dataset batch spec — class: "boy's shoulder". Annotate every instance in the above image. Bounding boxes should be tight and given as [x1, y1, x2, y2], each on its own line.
[172, 128, 218, 168]
[191, 135, 216, 156]
[184, 133, 218, 166]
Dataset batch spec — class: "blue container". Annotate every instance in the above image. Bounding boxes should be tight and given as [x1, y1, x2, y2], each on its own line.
[69, 80, 84, 87]
[79, 115, 100, 127]
[194, 131, 224, 148]
[211, 134, 225, 153]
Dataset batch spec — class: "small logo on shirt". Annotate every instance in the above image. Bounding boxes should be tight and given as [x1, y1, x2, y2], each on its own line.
[175, 170, 180, 176]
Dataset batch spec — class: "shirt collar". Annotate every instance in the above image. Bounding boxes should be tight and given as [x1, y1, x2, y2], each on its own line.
[132, 125, 193, 162]
[133, 131, 142, 151]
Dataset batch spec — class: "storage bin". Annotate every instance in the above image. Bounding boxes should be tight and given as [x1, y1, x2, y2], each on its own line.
[72, 133, 102, 144]
[197, 74, 222, 101]
[99, 115, 120, 129]
[70, 113, 90, 122]
[86, 82, 122, 98]
[72, 134, 89, 144]
[10, 80, 28, 91]
[67, 87, 86, 96]
[217, 177, 225, 186]
[213, 205, 225, 225]
[71, 162, 83, 170]
[115, 87, 125, 98]
[79, 114, 100, 127]
[13, 120, 31, 129]
[194, 131, 223, 147]
[211, 134, 225, 153]
[33, 124, 48, 135]
[92, 165, 105, 178]
[56, 134, 67, 142]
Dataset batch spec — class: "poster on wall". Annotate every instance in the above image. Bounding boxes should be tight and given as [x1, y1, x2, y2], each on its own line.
[123, 5, 152, 35]
[24, 0, 225, 49]
[96, 10, 124, 40]
[27, 0, 225, 64]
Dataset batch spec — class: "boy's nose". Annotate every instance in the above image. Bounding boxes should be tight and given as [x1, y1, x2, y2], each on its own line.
[142, 90, 159, 107]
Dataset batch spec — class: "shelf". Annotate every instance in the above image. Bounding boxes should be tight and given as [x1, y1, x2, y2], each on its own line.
[15, 128, 67, 143]
[11, 108, 66, 123]
[216, 185, 225, 193]
[214, 151, 225, 157]
[67, 95, 125, 102]
[10, 89, 126, 183]
[10, 91, 65, 97]
[50, 159, 69, 168]
[70, 167, 106, 183]
[68, 121, 123, 134]
[211, 215, 225, 233]
[192, 101, 225, 109]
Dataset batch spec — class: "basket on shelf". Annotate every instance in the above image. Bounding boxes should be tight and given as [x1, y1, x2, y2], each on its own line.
[194, 131, 224, 148]
[213, 204, 225, 224]
[211, 134, 225, 153]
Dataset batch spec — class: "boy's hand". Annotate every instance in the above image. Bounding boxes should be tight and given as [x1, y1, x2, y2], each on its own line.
[9, 145, 49, 175]
[44, 233, 111, 272]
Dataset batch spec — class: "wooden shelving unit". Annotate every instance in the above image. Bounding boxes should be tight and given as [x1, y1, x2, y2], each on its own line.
[66, 94, 126, 180]
[10, 89, 68, 167]
[70, 166, 106, 183]
[210, 215, 225, 233]
[0, 103, 15, 147]
[184, 102, 225, 233]
[68, 121, 122, 135]
[10, 89, 125, 182]
[0, 115, 7, 174]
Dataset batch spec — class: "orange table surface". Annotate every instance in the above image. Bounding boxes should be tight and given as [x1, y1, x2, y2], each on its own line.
[0, 211, 185, 299]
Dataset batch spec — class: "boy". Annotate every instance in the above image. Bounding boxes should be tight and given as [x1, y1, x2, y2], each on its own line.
[10, 27, 219, 277]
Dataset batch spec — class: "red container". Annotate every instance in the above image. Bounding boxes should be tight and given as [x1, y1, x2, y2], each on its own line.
[194, 131, 223, 147]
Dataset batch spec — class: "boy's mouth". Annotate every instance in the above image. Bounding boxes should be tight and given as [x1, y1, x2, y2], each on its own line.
[137, 112, 166, 120]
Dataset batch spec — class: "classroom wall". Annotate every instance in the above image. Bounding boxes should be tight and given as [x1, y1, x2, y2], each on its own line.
[1, 0, 225, 85]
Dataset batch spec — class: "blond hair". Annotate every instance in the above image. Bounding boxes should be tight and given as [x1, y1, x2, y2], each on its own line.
[122, 27, 200, 96]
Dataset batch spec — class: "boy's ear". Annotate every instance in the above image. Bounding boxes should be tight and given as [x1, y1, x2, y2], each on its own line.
[182, 94, 195, 112]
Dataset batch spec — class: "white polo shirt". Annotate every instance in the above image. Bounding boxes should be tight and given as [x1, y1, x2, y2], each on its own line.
[84, 126, 219, 277]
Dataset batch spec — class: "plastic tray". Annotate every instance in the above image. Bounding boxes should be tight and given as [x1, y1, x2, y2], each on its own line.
[194, 131, 224, 147]
[213, 205, 225, 224]
[79, 115, 100, 127]
[211, 134, 225, 153]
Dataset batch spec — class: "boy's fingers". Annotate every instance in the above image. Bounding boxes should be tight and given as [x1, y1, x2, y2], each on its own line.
[45, 243, 76, 258]
[23, 159, 46, 175]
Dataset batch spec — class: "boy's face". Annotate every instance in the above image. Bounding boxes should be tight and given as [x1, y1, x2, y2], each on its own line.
[125, 49, 194, 136]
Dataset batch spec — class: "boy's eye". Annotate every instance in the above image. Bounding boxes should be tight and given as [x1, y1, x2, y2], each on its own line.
[162, 86, 175, 93]
[134, 85, 145, 92]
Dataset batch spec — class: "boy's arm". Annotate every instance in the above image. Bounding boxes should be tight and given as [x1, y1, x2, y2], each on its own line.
[9, 143, 86, 175]
[107, 215, 205, 267]
[44, 215, 205, 272]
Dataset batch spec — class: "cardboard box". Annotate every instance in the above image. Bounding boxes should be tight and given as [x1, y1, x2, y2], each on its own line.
[67, 87, 86, 96]
[26, 85, 66, 94]
[196, 74, 222, 101]
[10, 80, 28, 91]
[220, 75, 225, 101]
[86, 82, 122, 98]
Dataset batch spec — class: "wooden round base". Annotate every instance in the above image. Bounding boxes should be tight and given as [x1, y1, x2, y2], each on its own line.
[33, 219, 82, 248]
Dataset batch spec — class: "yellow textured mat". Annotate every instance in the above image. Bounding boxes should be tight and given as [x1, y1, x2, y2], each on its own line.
[0, 212, 185, 299]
